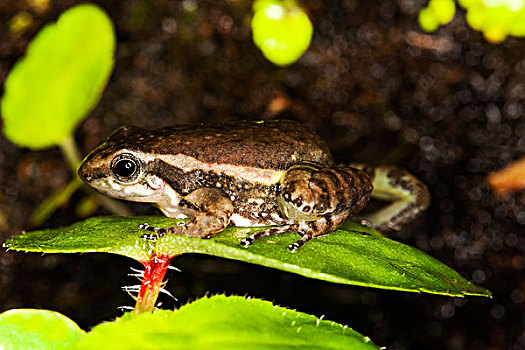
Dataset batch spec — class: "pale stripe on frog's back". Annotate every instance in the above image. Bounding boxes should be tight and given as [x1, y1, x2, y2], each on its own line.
[140, 152, 285, 186]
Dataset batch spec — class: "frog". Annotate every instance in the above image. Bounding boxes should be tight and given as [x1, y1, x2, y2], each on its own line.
[78, 119, 430, 252]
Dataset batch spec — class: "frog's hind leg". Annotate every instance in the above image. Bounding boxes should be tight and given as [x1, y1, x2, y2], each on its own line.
[242, 162, 373, 252]
[278, 162, 373, 219]
[286, 209, 354, 252]
[240, 215, 348, 253]
[351, 164, 430, 232]
[240, 225, 298, 247]
[140, 187, 234, 238]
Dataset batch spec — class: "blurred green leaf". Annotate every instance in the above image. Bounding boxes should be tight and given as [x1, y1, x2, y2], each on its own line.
[0, 309, 85, 350]
[30, 178, 83, 226]
[419, 0, 456, 32]
[422, 0, 525, 43]
[1, 3, 115, 149]
[4, 216, 491, 297]
[252, 0, 313, 66]
[75, 195, 100, 218]
[429, 0, 456, 24]
[75, 295, 379, 350]
[419, 7, 440, 32]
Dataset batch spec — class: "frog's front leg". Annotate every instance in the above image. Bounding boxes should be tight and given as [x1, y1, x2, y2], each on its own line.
[140, 187, 234, 238]
[351, 164, 430, 231]
[242, 162, 373, 252]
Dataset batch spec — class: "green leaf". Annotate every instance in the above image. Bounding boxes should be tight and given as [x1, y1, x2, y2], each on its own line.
[75, 295, 379, 350]
[1, 3, 115, 149]
[3, 216, 491, 297]
[0, 309, 85, 350]
[0, 297, 378, 349]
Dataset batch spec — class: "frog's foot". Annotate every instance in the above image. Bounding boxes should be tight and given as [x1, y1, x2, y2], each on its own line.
[141, 231, 161, 241]
[139, 217, 226, 239]
[286, 213, 349, 252]
[243, 210, 352, 253]
[351, 164, 430, 231]
[139, 219, 224, 239]
[139, 222, 183, 239]
[288, 234, 315, 253]
[240, 225, 298, 247]
[139, 223, 167, 235]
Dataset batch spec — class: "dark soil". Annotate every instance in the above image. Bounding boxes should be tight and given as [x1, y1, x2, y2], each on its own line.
[1, 1, 524, 349]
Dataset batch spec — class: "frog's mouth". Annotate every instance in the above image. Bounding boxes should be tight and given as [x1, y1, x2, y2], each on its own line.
[87, 175, 172, 205]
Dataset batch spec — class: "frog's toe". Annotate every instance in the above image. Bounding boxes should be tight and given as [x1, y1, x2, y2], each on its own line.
[139, 223, 168, 236]
[141, 232, 159, 241]
[287, 242, 300, 253]
[287, 234, 313, 253]
[139, 223, 151, 230]
[241, 225, 298, 248]
[240, 237, 254, 247]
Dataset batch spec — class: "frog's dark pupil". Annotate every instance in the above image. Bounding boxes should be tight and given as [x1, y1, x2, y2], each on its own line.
[114, 159, 136, 178]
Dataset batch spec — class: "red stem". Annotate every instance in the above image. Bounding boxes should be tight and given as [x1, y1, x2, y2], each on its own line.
[134, 255, 172, 313]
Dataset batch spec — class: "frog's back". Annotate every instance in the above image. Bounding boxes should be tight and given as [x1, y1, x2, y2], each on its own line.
[108, 120, 334, 169]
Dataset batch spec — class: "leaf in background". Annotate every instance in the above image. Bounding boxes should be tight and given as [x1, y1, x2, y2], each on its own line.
[252, 0, 313, 66]
[3, 216, 491, 297]
[0, 309, 85, 350]
[75, 295, 380, 350]
[1, 3, 115, 149]
[30, 177, 83, 226]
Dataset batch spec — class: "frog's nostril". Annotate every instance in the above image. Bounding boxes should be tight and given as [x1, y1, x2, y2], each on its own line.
[78, 164, 92, 183]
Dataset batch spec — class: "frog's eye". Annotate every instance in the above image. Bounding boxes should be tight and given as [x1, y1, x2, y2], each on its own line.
[111, 153, 142, 183]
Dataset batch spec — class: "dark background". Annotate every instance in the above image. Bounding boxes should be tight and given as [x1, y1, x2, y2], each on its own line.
[1, 1, 524, 349]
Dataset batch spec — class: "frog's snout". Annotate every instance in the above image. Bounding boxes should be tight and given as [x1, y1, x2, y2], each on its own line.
[78, 161, 92, 183]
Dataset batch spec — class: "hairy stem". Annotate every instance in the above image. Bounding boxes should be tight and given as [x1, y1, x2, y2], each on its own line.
[134, 255, 173, 313]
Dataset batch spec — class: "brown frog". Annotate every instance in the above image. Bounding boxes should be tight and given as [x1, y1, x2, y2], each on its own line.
[78, 120, 430, 252]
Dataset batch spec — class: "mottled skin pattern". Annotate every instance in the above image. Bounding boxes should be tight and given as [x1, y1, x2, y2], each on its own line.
[251, 162, 373, 251]
[78, 120, 429, 252]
